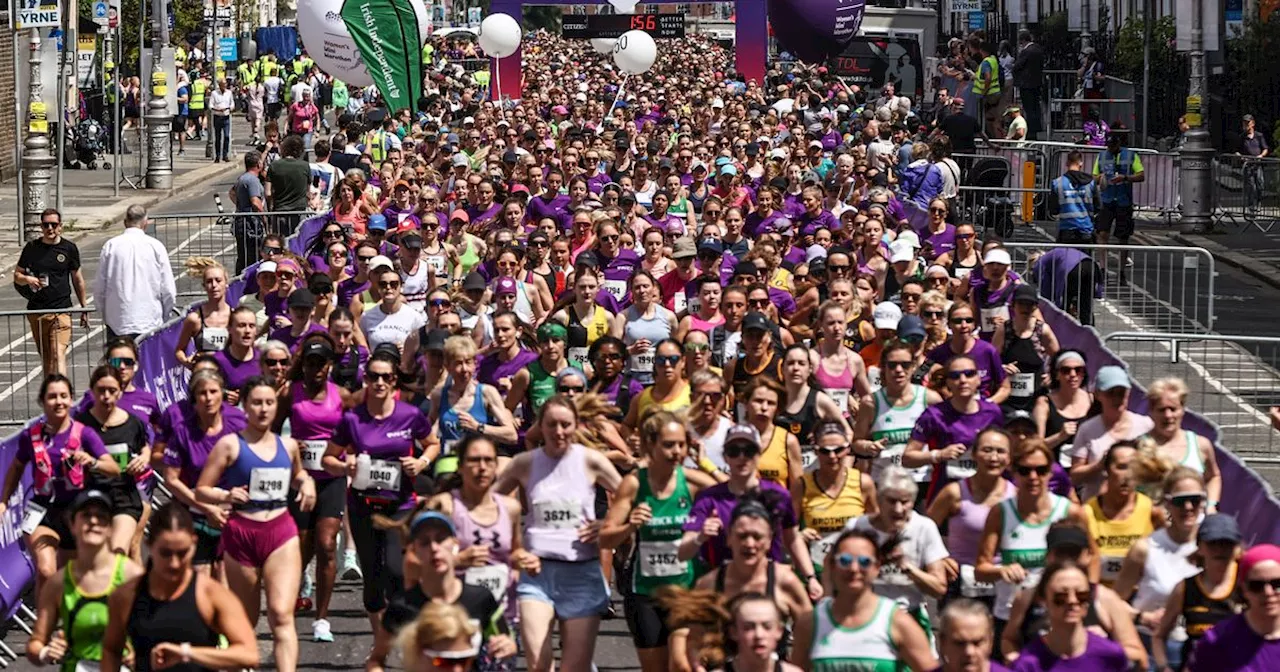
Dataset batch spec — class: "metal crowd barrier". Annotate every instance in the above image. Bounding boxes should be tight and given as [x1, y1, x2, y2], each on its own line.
[954, 185, 1051, 234]
[1004, 242, 1216, 334]
[1102, 332, 1280, 459]
[0, 308, 108, 429]
[1212, 154, 1280, 232]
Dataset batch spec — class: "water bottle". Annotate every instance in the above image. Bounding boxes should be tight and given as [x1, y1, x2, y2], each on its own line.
[353, 453, 372, 491]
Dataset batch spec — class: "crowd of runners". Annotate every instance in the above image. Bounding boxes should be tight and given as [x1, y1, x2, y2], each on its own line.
[6, 26, 1280, 672]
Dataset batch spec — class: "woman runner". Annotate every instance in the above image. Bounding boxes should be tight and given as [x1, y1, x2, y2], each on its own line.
[75, 364, 151, 559]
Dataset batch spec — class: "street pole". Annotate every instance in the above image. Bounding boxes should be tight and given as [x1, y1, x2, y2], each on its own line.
[1141, 0, 1151, 144]
[1179, 0, 1214, 233]
[146, 0, 173, 188]
[22, 29, 56, 243]
[205, 20, 214, 159]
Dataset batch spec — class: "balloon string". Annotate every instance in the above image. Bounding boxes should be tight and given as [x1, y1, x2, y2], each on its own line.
[607, 74, 629, 122]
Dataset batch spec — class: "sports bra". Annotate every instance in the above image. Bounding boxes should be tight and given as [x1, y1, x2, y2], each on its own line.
[194, 304, 229, 353]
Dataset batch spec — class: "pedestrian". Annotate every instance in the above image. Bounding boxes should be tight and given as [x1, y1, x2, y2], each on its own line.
[265, 135, 312, 238]
[210, 77, 235, 163]
[1049, 150, 1101, 245]
[1240, 114, 1270, 213]
[231, 150, 267, 274]
[93, 204, 176, 341]
[1092, 133, 1145, 263]
[289, 89, 320, 152]
[173, 71, 189, 156]
[1012, 29, 1044, 140]
[14, 208, 90, 376]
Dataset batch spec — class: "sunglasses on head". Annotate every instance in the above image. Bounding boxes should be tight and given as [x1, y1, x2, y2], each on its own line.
[724, 443, 759, 459]
[835, 553, 874, 570]
[1014, 464, 1052, 477]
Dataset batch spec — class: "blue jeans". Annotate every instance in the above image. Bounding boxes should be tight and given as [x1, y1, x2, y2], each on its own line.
[213, 115, 230, 160]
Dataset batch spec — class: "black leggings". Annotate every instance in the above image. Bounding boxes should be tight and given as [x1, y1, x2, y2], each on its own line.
[348, 497, 407, 613]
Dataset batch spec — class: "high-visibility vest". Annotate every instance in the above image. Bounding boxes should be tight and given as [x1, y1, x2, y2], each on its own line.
[214, 60, 227, 81]
[421, 43, 434, 65]
[237, 62, 258, 84]
[973, 55, 1001, 97]
[190, 79, 207, 109]
[263, 59, 280, 78]
[365, 129, 387, 163]
[105, 76, 117, 103]
[332, 79, 349, 109]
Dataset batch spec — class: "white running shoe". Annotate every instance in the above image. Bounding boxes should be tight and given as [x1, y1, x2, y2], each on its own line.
[341, 549, 362, 580]
[313, 618, 334, 643]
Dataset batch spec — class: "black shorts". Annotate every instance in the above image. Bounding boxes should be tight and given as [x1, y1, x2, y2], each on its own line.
[623, 593, 672, 649]
[109, 483, 145, 521]
[1097, 202, 1135, 240]
[171, 115, 187, 132]
[289, 476, 346, 530]
[32, 499, 78, 551]
[191, 514, 223, 566]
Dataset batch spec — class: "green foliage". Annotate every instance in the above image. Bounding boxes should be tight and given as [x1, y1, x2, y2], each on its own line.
[77, 0, 207, 76]
[1112, 14, 1176, 81]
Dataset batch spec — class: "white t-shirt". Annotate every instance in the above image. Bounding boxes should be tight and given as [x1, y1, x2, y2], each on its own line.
[846, 513, 949, 611]
[936, 158, 961, 199]
[686, 416, 734, 474]
[290, 81, 313, 105]
[1071, 411, 1156, 501]
[263, 77, 283, 104]
[360, 304, 427, 351]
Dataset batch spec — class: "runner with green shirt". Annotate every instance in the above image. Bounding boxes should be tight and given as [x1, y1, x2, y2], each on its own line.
[601, 411, 714, 672]
[852, 342, 942, 498]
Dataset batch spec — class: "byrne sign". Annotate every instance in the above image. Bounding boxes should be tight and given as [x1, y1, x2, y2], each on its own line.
[15, 0, 61, 29]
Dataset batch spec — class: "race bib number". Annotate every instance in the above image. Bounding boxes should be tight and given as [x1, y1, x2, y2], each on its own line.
[301, 440, 327, 472]
[1059, 444, 1075, 469]
[946, 456, 977, 480]
[867, 366, 882, 391]
[105, 442, 131, 470]
[809, 531, 840, 567]
[638, 540, 685, 578]
[76, 662, 102, 672]
[1102, 556, 1125, 581]
[249, 467, 290, 502]
[367, 458, 403, 491]
[568, 346, 589, 370]
[464, 564, 510, 603]
[21, 501, 47, 535]
[980, 305, 1010, 333]
[960, 564, 996, 597]
[630, 348, 655, 374]
[1010, 372, 1035, 398]
[673, 291, 687, 315]
[801, 446, 818, 472]
[603, 279, 627, 300]
[426, 255, 447, 277]
[955, 267, 973, 280]
[828, 388, 851, 415]
[687, 296, 701, 315]
[532, 499, 580, 529]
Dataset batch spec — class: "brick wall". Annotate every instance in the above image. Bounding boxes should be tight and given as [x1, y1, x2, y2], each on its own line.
[0, 18, 17, 181]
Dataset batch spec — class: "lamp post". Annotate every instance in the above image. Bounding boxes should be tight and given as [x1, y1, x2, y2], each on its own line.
[22, 29, 55, 243]
[145, 0, 173, 188]
[1179, 0, 1214, 233]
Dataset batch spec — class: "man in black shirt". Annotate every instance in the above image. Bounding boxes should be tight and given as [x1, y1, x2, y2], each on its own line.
[937, 97, 987, 155]
[264, 134, 311, 238]
[374, 511, 516, 670]
[13, 208, 88, 375]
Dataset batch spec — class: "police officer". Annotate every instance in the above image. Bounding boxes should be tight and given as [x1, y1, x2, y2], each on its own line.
[1049, 149, 1101, 246]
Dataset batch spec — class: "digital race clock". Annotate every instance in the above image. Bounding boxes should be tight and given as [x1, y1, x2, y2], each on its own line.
[561, 13, 686, 39]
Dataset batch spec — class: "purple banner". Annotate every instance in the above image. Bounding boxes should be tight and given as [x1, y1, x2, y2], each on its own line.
[0, 431, 34, 617]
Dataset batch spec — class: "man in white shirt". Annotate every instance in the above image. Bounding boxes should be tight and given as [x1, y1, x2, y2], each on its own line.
[290, 78, 313, 107]
[263, 73, 284, 121]
[93, 204, 177, 340]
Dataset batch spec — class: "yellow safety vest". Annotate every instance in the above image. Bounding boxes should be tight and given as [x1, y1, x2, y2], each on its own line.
[214, 60, 226, 81]
[237, 62, 258, 84]
[105, 76, 117, 103]
[973, 55, 1001, 97]
[366, 130, 387, 163]
[190, 79, 207, 109]
[263, 59, 279, 78]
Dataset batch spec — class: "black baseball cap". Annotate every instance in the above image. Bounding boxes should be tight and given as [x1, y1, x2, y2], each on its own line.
[70, 488, 114, 516]
[288, 288, 317, 309]
[302, 339, 335, 361]
[1047, 525, 1090, 552]
[742, 311, 771, 333]
[462, 272, 487, 292]
[424, 328, 450, 352]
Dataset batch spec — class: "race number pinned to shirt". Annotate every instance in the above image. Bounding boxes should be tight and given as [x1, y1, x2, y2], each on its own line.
[1010, 372, 1035, 398]
[945, 454, 977, 480]
[104, 442, 131, 471]
[960, 564, 996, 597]
[21, 501, 47, 535]
[828, 388, 851, 415]
[300, 440, 327, 472]
[464, 564, 510, 603]
[568, 346, 590, 371]
[809, 531, 841, 568]
[630, 348, 655, 374]
[801, 446, 818, 472]
[367, 458, 403, 491]
[673, 291, 687, 315]
[249, 468, 291, 502]
[532, 499, 581, 529]
[637, 539, 684, 578]
[980, 305, 1010, 333]
[603, 279, 628, 300]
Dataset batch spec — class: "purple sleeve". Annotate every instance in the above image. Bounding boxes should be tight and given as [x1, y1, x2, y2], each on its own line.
[412, 406, 432, 440]
[909, 407, 937, 444]
[683, 490, 715, 533]
[16, 431, 32, 464]
[79, 426, 108, 458]
[986, 343, 1007, 385]
[332, 412, 355, 448]
[74, 390, 93, 416]
[775, 488, 798, 529]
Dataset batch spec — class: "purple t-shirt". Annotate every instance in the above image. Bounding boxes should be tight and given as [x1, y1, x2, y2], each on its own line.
[798, 209, 838, 236]
[337, 277, 371, 309]
[269, 321, 328, 352]
[682, 480, 798, 566]
[1011, 633, 1128, 671]
[970, 273, 1022, 341]
[922, 224, 957, 261]
[644, 212, 686, 237]
[18, 421, 109, 503]
[476, 348, 538, 388]
[466, 202, 503, 231]
[332, 402, 431, 506]
[910, 398, 1007, 497]
[926, 339, 1008, 399]
[159, 402, 249, 487]
[599, 248, 641, 308]
[527, 193, 571, 227]
[930, 664, 1010, 672]
[1186, 614, 1280, 672]
[214, 349, 260, 394]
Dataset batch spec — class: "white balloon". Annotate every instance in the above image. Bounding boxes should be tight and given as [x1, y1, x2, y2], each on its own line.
[478, 13, 522, 59]
[591, 38, 617, 55]
[298, 0, 431, 88]
[612, 30, 657, 75]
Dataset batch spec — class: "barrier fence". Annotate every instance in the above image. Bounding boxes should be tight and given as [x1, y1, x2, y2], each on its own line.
[1004, 241, 1216, 334]
[0, 308, 109, 430]
[1212, 154, 1280, 233]
[1102, 332, 1280, 461]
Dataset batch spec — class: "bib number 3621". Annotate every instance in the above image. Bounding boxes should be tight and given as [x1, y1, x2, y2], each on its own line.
[533, 499, 580, 529]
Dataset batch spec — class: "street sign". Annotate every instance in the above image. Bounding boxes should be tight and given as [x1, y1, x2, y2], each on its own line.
[202, 6, 231, 19]
[15, 0, 61, 29]
[218, 36, 237, 62]
[92, 0, 108, 24]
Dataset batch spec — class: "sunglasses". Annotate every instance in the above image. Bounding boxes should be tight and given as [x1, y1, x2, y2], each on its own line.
[357, 255, 376, 263]
[108, 356, 136, 368]
[793, 273, 810, 281]
[884, 360, 913, 371]
[600, 235, 619, 243]
[929, 207, 948, 214]
[1015, 464, 1052, 477]
[724, 443, 759, 459]
[685, 342, 711, 353]
[40, 220, 60, 228]
[1050, 589, 1093, 607]
[817, 445, 848, 456]
[835, 553, 874, 570]
[956, 233, 975, 240]
[923, 310, 944, 319]
[1247, 578, 1280, 593]
[595, 352, 624, 362]
[379, 280, 401, 289]
[323, 230, 344, 239]
[827, 264, 851, 272]
[1168, 493, 1206, 508]
[655, 354, 681, 367]
[365, 371, 395, 383]
[558, 384, 585, 393]
[1058, 365, 1086, 375]
[264, 357, 290, 367]
[429, 298, 452, 309]
[947, 369, 978, 380]
[264, 247, 284, 256]
[902, 293, 922, 302]
[698, 391, 725, 404]
[530, 240, 549, 248]
[950, 317, 976, 325]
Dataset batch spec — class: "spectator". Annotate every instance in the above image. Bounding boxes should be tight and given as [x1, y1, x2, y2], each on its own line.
[309, 139, 342, 207]
[1240, 114, 1269, 213]
[1005, 106, 1027, 141]
[289, 89, 320, 151]
[231, 150, 267, 274]
[1078, 47, 1106, 118]
[13, 208, 88, 376]
[209, 77, 234, 163]
[265, 135, 311, 238]
[1013, 29, 1045, 140]
[93, 204, 176, 341]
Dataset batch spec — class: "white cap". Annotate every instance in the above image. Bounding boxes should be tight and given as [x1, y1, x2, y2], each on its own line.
[368, 255, 395, 271]
[463, 116, 475, 125]
[575, 92, 587, 102]
[889, 239, 915, 263]
[925, 264, 950, 279]
[806, 244, 827, 263]
[896, 230, 921, 249]
[873, 302, 904, 329]
[983, 248, 1013, 266]
[808, 140, 824, 150]
[257, 260, 278, 274]
[756, 136, 772, 146]
[769, 148, 788, 160]
[711, 97, 725, 109]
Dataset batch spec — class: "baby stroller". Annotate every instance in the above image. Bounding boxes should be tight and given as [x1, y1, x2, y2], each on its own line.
[961, 157, 1016, 239]
[63, 117, 111, 170]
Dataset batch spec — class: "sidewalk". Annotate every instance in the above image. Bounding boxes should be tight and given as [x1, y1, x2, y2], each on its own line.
[1165, 228, 1280, 290]
[0, 132, 242, 271]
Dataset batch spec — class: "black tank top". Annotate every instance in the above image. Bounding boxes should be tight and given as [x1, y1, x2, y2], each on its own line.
[1000, 322, 1046, 413]
[129, 570, 220, 672]
[1020, 583, 1103, 645]
[1182, 573, 1242, 642]
[776, 386, 821, 447]
[566, 303, 590, 349]
[732, 352, 782, 415]
[1044, 396, 1101, 464]
[715, 561, 778, 596]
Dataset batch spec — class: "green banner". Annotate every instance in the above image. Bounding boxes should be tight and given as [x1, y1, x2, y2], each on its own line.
[340, 0, 423, 114]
